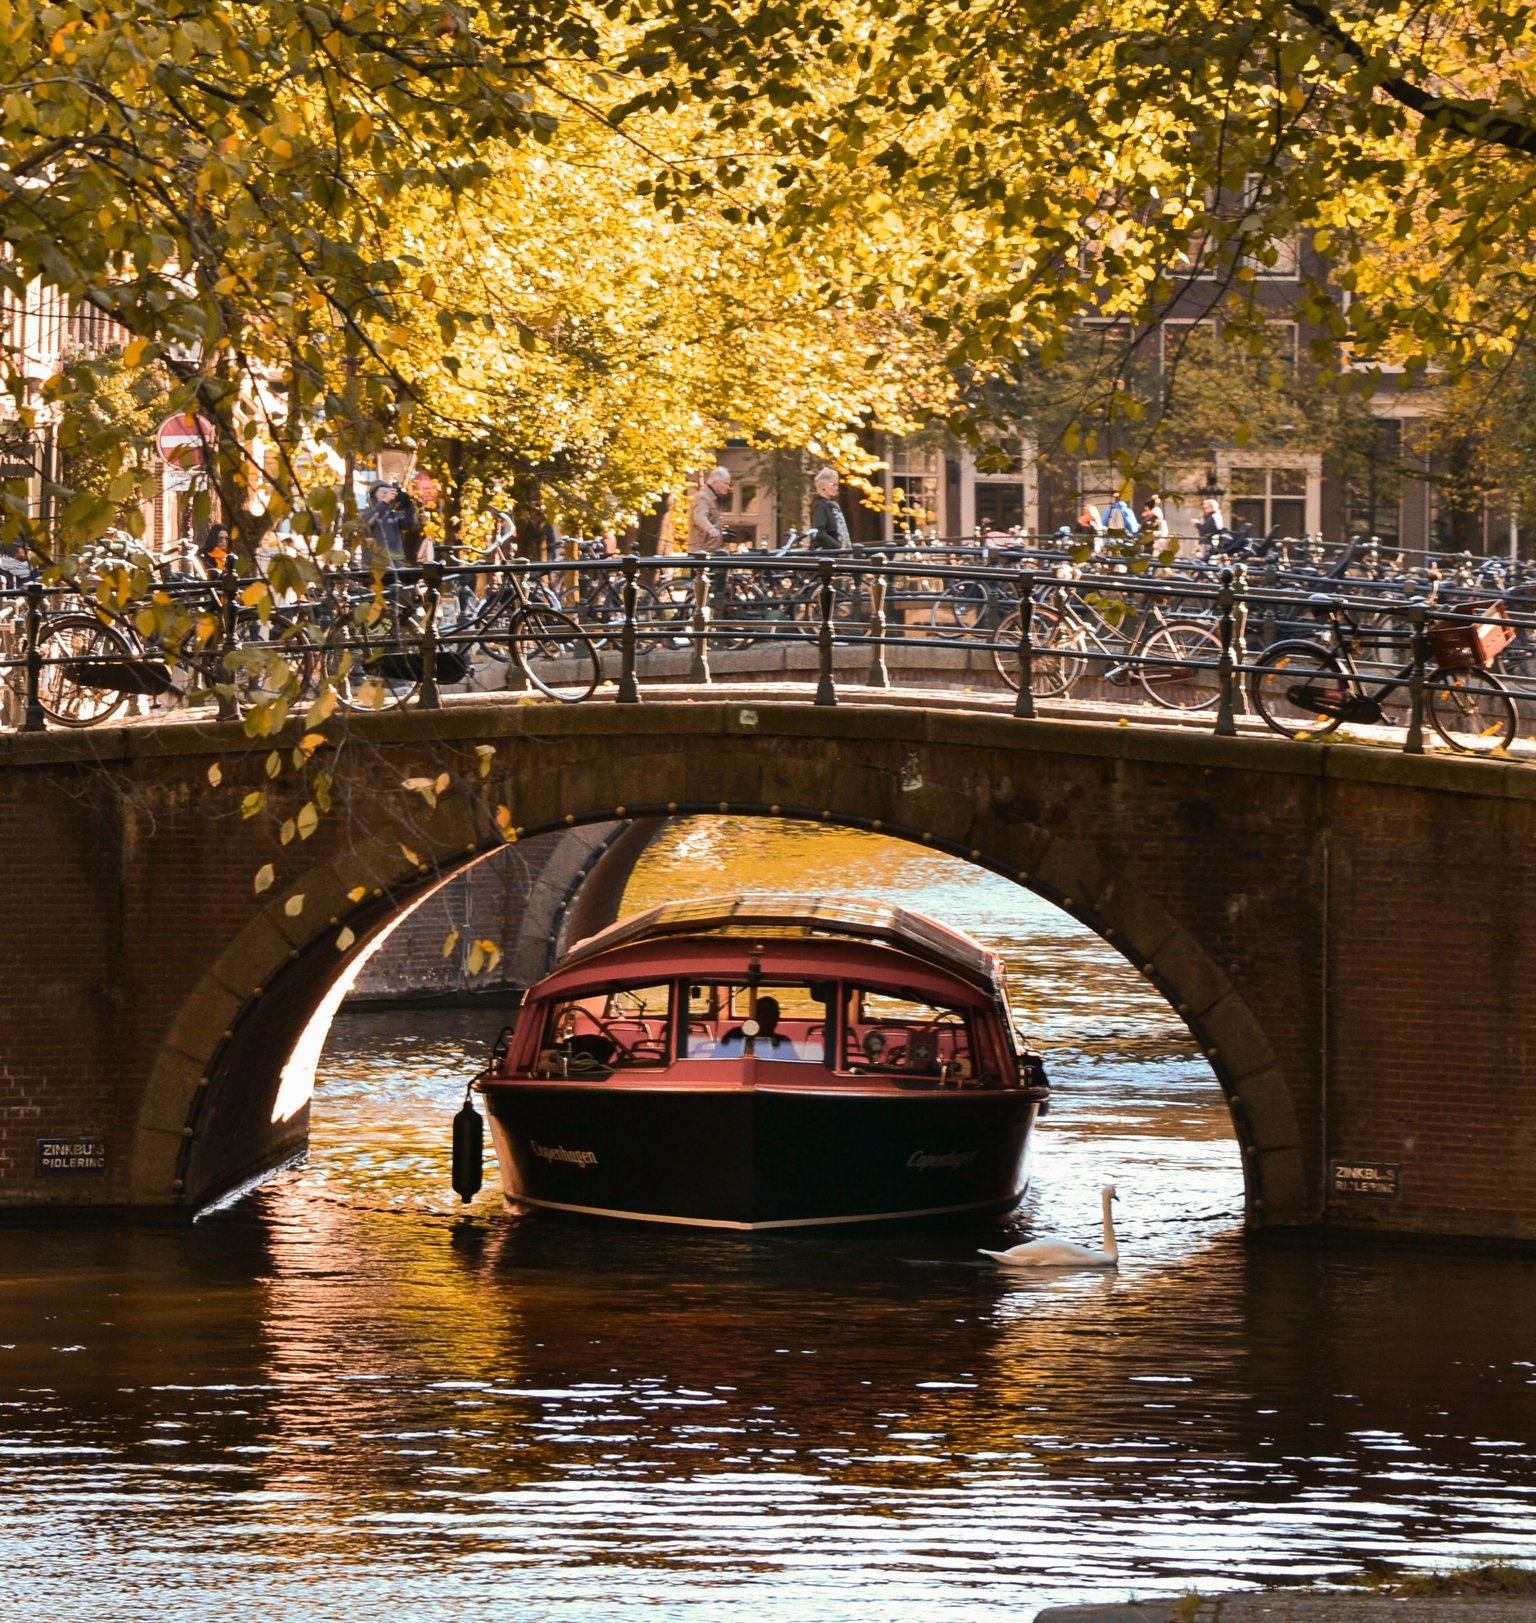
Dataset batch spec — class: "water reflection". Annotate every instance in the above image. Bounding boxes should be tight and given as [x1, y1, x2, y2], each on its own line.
[0, 820, 1533, 1620]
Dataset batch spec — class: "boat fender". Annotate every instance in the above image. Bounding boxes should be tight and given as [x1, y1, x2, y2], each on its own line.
[452, 1089, 484, 1203]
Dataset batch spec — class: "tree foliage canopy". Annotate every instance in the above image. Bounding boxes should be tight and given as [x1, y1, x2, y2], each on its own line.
[2, 0, 1535, 553]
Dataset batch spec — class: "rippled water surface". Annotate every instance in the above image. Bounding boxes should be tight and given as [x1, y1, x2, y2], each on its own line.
[2, 820, 1534, 1620]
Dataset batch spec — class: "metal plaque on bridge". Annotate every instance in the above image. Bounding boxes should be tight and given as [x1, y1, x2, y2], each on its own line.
[37, 1138, 108, 1175]
[1330, 1159, 1399, 1198]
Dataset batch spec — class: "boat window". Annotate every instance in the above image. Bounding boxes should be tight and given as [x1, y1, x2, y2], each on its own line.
[536, 983, 672, 1076]
[679, 982, 833, 1063]
[843, 987, 976, 1080]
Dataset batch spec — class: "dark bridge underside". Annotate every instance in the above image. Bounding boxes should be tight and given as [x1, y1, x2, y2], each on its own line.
[1, 700, 1533, 1244]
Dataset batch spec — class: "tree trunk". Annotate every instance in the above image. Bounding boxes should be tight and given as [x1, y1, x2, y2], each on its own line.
[441, 438, 467, 559]
[512, 471, 549, 561]
[634, 492, 674, 556]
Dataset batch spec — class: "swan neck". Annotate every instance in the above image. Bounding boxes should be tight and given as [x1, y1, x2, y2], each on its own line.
[1102, 1188, 1118, 1256]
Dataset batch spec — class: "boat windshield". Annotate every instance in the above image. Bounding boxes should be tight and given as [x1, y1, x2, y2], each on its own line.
[537, 983, 672, 1076]
[843, 986, 977, 1080]
[679, 982, 831, 1064]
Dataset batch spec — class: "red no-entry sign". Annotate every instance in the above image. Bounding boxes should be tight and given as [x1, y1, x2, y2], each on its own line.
[155, 412, 217, 470]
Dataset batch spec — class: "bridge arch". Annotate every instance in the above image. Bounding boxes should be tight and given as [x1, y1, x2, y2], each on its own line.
[139, 767, 1303, 1226]
[9, 697, 1528, 1239]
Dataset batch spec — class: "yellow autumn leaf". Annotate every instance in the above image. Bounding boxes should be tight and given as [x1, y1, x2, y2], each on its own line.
[305, 689, 339, 726]
[347, 886, 368, 903]
[336, 926, 356, 951]
[475, 744, 495, 778]
[441, 927, 461, 959]
[241, 790, 264, 818]
[400, 844, 421, 866]
[265, 751, 282, 779]
[207, 762, 222, 786]
[123, 336, 150, 368]
[254, 864, 275, 893]
[285, 893, 305, 916]
[296, 801, 319, 839]
[433, 771, 450, 795]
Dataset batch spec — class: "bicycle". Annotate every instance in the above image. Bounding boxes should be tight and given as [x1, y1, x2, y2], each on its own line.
[991, 575, 1224, 710]
[1249, 600, 1519, 754]
[435, 559, 603, 702]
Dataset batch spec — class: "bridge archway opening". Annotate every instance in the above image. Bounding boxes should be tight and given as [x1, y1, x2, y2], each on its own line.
[151, 778, 1298, 1228]
[614, 814, 1245, 1240]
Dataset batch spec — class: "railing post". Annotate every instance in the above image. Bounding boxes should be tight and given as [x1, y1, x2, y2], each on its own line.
[616, 552, 641, 704]
[418, 561, 442, 710]
[865, 553, 890, 689]
[1404, 597, 1427, 755]
[217, 559, 239, 722]
[22, 580, 45, 732]
[814, 553, 837, 707]
[1232, 562, 1249, 714]
[1013, 569, 1036, 719]
[1214, 567, 1240, 736]
[981, 546, 1002, 636]
[497, 563, 528, 691]
[687, 558, 712, 686]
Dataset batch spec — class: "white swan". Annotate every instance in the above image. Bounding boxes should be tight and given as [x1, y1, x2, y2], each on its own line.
[979, 1185, 1119, 1269]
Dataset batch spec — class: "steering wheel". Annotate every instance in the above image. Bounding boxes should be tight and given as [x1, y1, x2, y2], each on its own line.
[553, 1008, 641, 1065]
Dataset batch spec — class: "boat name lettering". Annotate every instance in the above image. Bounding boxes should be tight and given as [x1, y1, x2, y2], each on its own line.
[908, 1149, 979, 1171]
[532, 1141, 599, 1169]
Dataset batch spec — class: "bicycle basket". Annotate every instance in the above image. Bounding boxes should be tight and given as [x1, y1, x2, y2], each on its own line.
[1427, 602, 1515, 670]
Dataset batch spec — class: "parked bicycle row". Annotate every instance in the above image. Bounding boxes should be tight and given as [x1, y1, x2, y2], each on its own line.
[0, 551, 1528, 760]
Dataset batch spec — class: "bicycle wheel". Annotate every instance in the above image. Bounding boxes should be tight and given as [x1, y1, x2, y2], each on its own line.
[932, 580, 990, 636]
[1249, 641, 1345, 739]
[35, 616, 134, 727]
[512, 607, 601, 702]
[580, 580, 664, 651]
[322, 615, 420, 710]
[1138, 620, 1223, 711]
[991, 606, 1086, 697]
[1427, 668, 1518, 754]
[227, 613, 319, 709]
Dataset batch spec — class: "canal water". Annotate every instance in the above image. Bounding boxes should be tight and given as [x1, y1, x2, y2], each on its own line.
[2, 819, 1534, 1620]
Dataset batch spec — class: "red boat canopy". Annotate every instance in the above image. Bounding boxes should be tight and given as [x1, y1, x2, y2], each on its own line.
[559, 894, 1005, 991]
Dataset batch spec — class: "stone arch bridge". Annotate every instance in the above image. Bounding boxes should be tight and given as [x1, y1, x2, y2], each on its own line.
[2, 699, 1532, 1243]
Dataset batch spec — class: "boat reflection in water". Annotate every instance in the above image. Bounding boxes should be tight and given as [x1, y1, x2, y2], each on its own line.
[474, 894, 1051, 1230]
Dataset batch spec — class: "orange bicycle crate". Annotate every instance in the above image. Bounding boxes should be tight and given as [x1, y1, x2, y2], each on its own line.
[1427, 601, 1514, 671]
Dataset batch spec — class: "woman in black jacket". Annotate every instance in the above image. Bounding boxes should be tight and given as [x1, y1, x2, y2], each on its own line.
[807, 466, 850, 550]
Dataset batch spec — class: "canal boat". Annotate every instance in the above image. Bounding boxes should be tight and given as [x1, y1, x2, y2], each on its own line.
[472, 894, 1050, 1230]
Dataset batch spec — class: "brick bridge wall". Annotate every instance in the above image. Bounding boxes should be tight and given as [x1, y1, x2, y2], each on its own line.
[0, 701, 1531, 1243]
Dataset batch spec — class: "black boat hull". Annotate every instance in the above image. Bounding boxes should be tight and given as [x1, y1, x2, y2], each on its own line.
[481, 1083, 1039, 1229]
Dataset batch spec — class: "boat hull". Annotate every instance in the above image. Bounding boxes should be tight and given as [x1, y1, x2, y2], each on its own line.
[480, 1083, 1039, 1230]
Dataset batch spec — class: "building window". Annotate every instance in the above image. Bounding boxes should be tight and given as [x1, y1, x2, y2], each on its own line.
[960, 439, 1036, 538]
[1227, 464, 1311, 537]
[886, 439, 943, 537]
[1343, 418, 1402, 545]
